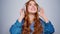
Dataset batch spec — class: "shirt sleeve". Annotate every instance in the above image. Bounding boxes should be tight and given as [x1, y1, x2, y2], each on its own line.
[40, 18, 55, 34]
[9, 19, 22, 34]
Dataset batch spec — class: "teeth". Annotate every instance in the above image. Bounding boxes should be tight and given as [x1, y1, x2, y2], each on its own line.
[31, 8, 35, 11]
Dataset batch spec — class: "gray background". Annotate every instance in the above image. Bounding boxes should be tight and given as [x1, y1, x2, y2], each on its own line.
[0, 0, 60, 34]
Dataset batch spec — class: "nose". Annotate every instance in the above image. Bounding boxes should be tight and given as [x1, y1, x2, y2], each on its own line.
[32, 5, 35, 8]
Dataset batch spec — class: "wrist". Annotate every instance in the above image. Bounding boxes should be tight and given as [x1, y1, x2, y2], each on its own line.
[42, 15, 49, 23]
[41, 15, 45, 17]
[18, 16, 23, 23]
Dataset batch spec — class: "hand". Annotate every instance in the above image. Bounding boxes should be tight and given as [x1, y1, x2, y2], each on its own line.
[38, 8, 45, 17]
[20, 8, 25, 18]
[38, 8, 49, 23]
[18, 8, 25, 22]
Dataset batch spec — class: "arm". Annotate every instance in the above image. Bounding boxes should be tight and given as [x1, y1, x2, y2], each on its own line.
[44, 21, 55, 34]
[9, 8, 25, 34]
[39, 7, 55, 34]
[40, 18, 55, 34]
[9, 19, 22, 34]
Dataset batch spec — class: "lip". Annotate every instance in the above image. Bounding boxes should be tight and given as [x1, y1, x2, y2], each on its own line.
[31, 8, 35, 11]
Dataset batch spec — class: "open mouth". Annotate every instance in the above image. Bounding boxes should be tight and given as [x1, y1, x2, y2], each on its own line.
[31, 8, 35, 11]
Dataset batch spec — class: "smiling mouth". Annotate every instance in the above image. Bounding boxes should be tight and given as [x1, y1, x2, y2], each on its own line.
[31, 8, 35, 11]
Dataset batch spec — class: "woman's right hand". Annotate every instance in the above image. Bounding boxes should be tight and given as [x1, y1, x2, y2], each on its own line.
[18, 9, 25, 22]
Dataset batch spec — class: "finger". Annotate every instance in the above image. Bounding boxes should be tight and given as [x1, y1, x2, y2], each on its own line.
[20, 9, 22, 13]
[20, 8, 23, 12]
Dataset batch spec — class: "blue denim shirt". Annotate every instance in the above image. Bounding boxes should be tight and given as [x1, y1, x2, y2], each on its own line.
[9, 18, 55, 34]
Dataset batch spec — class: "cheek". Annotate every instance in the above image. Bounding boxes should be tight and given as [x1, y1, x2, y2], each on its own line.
[28, 6, 32, 11]
[34, 6, 37, 11]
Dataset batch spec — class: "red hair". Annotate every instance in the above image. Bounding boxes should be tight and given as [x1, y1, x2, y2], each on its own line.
[22, 0, 43, 34]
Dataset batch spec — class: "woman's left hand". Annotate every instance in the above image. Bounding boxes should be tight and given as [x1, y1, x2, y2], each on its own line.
[38, 8, 49, 23]
[38, 8, 45, 17]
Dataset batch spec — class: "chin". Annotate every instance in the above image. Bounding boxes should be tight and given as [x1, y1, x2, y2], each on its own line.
[28, 10, 37, 14]
[29, 12, 36, 14]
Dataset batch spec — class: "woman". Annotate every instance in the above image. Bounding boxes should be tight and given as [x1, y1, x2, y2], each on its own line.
[9, 0, 55, 34]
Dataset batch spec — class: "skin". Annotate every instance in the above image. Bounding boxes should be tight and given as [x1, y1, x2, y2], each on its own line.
[28, 1, 37, 23]
[18, 1, 49, 23]
[28, 1, 37, 14]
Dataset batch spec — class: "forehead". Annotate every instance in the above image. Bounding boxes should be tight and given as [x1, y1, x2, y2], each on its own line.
[29, 1, 35, 4]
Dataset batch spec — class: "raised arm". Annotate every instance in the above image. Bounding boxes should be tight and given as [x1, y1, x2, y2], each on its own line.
[9, 8, 25, 34]
[9, 19, 23, 34]
[39, 7, 55, 34]
[40, 18, 55, 34]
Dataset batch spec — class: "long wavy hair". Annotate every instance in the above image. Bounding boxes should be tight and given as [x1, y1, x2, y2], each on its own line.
[22, 0, 43, 34]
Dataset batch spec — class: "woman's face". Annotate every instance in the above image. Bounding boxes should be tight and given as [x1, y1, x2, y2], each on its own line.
[28, 1, 37, 14]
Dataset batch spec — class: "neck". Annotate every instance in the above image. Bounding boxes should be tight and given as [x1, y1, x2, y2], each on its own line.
[28, 14, 35, 24]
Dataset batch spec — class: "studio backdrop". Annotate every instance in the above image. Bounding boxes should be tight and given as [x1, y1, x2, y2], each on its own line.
[0, 0, 60, 34]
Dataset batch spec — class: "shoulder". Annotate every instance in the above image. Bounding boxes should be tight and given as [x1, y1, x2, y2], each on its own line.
[39, 18, 45, 24]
